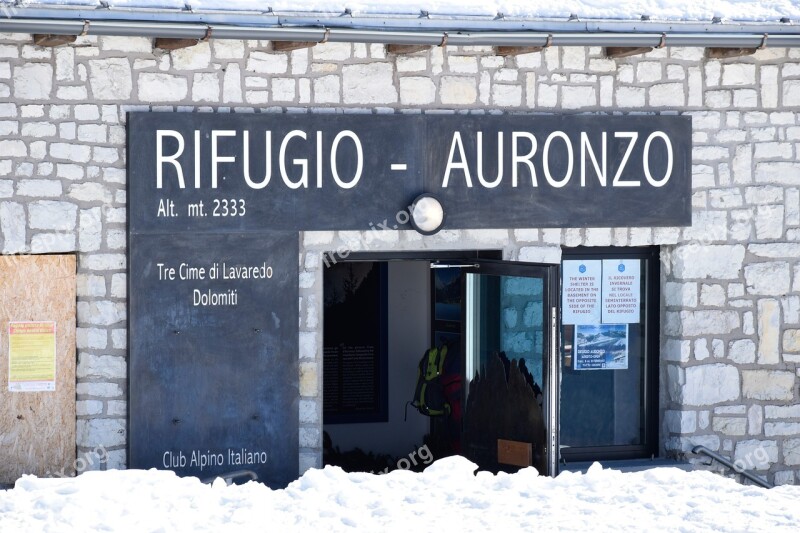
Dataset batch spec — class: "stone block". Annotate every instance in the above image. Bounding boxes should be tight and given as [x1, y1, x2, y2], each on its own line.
[649, 83, 685, 106]
[77, 400, 103, 416]
[29, 200, 77, 231]
[672, 244, 744, 280]
[81, 254, 126, 271]
[745, 263, 791, 296]
[171, 42, 211, 70]
[748, 243, 800, 258]
[681, 364, 740, 406]
[299, 399, 318, 424]
[674, 310, 739, 336]
[77, 354, 126, 380]
[448, 56, 478, 73]
[50, 142, 91, 163]
[69, 183, 112, 203]
[313, 75, 340, 104]
[222, 64, 243, 104]
[77, 274, 106, 298]
[16, 179, 61, 197]
[492, 84, 522, 107]
[755, 205, 784, 239]
[76, 382, 122, 398]
[0, 139, 26, 157]
[399, 77, 436, 105]
[783, 80, 800, 106]
[77, 301, 126, 326]
[764, 405, 800, 419]
[561, 47, 585, 70]
[13, 63, 52, 100]
[31, 233, 75, 253]
[299, 362, 317, 397]
[138, 73, 188, 102]
[742, 370, 795, 400]
[728, 339, 755, 364]
[89, 58, 132, 100]
[734, 439, 778, 470]
[440, 76, 477, 105]
[755, 162, 800, 186]
[784, 439, 800, 465]
[765, 422, 800, 437]
[213, 40, 245, 60]
[784, 330, 800, 352]
[712, 416, 747, 436]
[299, 331, 317, 360]
[192, 72, 220, 102]
[699, 284, 725, 307]
[112, 329, 127, 350]
[748, 405, 763, 435]
[76, 328, 107, 350]
[313, 42, 351, 61]
[562, 85, 596, 109]
[721, 63, 756, 86]
[757, 299, 781, 364]
[342, 63, 397, 104]
[77, 419, 126, 448]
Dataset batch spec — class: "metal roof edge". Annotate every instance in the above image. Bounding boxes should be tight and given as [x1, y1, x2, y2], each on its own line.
[2, 6, 798, 35]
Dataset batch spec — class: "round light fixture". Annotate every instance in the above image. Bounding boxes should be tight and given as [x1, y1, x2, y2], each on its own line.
[409, 194, 445, 235]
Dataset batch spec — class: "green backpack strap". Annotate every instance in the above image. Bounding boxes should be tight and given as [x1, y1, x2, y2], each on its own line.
[409, 346, 451, 418]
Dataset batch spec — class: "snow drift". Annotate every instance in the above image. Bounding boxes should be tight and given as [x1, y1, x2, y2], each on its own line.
[1, 457, 798, 532]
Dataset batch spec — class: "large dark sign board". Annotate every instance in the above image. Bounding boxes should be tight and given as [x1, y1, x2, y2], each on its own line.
[127, 112, 691, 487]
[128, 231, 298, 487]
[129, 113, 691, 233]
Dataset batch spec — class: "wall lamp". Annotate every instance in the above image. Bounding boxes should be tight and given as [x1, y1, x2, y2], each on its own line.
[409, 193, 445, 236]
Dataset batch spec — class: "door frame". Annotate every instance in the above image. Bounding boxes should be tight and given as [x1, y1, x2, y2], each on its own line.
[558, 246, 661, 463]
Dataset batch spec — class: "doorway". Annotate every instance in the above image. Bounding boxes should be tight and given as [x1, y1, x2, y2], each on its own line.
[321, 252, 560, 476]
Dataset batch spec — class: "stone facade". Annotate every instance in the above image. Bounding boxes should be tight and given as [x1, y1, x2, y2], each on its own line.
[0, 31, 799, 484]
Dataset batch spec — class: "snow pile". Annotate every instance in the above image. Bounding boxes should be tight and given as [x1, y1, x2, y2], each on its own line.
[1, 457, 799, 532]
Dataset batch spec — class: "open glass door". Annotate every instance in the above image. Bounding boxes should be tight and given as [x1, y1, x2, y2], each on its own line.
[459, 261, 559, 476]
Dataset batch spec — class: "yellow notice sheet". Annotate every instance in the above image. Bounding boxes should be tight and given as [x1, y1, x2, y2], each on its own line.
[8, 321, 56, 392]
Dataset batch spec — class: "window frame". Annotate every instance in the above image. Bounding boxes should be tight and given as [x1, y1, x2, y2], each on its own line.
[558, 246, 661, 462]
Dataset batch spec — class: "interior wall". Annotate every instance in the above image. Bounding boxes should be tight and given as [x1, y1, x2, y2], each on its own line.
[325, 261, 431, 459]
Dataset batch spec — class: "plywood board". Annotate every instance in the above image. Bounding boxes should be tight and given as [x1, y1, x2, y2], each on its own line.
[0, 255, 76, 483]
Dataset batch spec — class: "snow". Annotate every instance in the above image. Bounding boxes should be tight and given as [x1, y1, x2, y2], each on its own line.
[1, 457, 799, 532]
[21, 0, 800, 22]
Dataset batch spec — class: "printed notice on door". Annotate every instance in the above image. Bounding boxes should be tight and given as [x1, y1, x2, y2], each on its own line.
[562, 260, 602, 325]
[601, 259, 640, 324]
[8, 321, 57, 392]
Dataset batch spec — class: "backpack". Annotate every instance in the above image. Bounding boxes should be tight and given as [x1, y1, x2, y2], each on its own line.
[408, 345, 451, 417]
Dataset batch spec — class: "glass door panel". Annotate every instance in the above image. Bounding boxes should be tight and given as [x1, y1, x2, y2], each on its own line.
[461, 262, 558, 476]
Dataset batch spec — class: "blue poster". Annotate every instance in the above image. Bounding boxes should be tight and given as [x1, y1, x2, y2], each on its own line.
[574, 324, 629, 370]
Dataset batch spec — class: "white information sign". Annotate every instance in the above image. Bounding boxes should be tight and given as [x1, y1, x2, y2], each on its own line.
[601, 259, 640, 324]
[562, 260, 602, 325]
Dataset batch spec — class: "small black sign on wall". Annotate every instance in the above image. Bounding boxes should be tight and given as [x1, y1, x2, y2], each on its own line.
[323, 262, 389, 424]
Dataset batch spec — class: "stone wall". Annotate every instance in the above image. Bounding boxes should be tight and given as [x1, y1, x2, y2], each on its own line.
[0, 31, 799, 484]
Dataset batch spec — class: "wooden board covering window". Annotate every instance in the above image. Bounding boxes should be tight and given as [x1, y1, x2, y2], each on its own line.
[0, 255, 77, 483]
